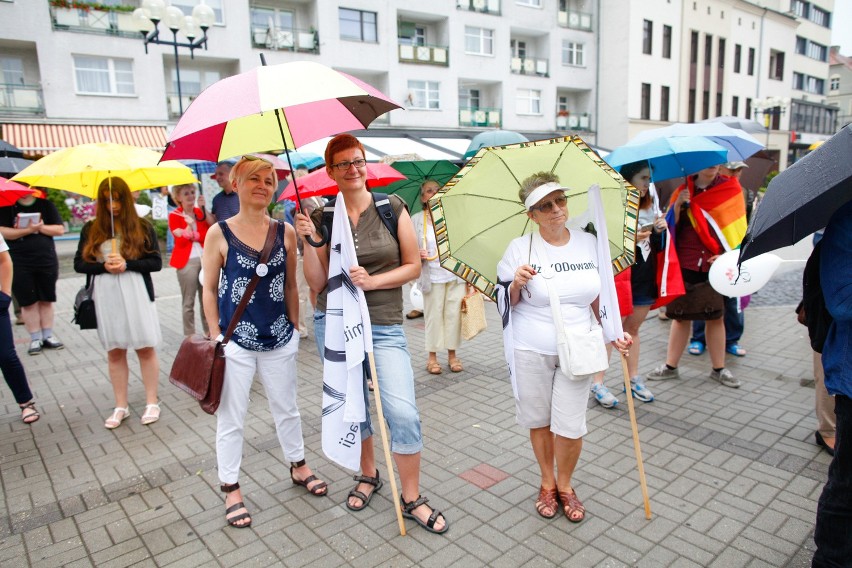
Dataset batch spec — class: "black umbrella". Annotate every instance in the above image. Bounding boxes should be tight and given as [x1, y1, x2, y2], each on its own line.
[0, 140, 25, 158]
[739, 124, 852, 262]
[0, 140, 33, 177]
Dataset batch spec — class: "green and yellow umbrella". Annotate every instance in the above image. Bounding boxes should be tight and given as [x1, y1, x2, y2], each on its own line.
[430, 136, 639, 299]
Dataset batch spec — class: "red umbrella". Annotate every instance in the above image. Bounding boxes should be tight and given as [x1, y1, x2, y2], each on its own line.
[0, 176, 37, 206]
[277, 163, 406, 202]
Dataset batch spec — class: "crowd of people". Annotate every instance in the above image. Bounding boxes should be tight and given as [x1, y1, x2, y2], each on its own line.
[0, 134, 843, 545]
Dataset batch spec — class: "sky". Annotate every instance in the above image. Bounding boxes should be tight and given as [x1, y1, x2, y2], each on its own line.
[831, 0, 851, 55]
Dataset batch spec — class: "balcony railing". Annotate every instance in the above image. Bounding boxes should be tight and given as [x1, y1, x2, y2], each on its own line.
[555, 113, 592, 131]
[166, 92, 197, 118]
[557, 10, 593, 31]
[0, 84, 45, 115]
[51, 5, 141, 38]
[398, 43, 449, 66]
[459, 107, 501, 128]
[510, 57, 548, 77]
[458, 0, 500, 15]
[250, 27, 319, 54]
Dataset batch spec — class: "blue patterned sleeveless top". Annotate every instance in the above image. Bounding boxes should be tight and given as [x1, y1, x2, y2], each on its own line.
[217, 221, 294, 351]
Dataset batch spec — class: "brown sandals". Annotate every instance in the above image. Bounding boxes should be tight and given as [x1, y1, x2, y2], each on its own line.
[448, 358, 464, 373]
[426, 361, 442, 375]
[535, 486, 558, 519]
[290, 459, 328, 496]
[221, 482, 252, 528]
[558, 487, 586, 523]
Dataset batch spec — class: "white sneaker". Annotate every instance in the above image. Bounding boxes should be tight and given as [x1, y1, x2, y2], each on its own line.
[590, 383, 618, 408]
[27, 340, 42, 355]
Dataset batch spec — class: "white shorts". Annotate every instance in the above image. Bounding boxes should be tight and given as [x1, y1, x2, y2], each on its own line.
[513, 348, 592, 439]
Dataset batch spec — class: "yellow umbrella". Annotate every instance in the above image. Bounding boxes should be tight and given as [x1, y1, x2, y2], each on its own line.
[11, 142, 197, 198]
[808, 140, 825, 151]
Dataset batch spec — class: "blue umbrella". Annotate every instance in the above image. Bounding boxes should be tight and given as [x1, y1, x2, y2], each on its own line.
[628, 122, 763, 161]
[606, 136, 728, 182]
[279, 149, 324, 170]
[463, 130, 529, 160]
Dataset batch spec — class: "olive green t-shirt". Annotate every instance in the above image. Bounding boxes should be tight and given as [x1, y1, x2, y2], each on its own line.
[311, 194, 408, 325]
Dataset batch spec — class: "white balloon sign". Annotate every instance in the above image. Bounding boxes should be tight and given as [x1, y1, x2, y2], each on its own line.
[709, 250, 783, 297]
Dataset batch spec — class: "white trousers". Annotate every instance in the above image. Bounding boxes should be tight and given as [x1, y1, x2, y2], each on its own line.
[216, 337, 304, 484]
[423, 280, 466, 352]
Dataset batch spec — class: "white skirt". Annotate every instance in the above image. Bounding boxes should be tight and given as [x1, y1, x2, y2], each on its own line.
[93, 271, 162, 351]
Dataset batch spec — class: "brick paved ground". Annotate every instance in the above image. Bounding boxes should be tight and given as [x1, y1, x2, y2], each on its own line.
[0, 260, 828, 567]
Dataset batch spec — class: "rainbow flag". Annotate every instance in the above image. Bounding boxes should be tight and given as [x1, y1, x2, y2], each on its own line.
[669, 175, 747, 255]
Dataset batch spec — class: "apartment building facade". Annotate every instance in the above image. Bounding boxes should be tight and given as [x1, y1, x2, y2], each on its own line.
[0, 0, 601, 158]
[828, 45, 852, 129]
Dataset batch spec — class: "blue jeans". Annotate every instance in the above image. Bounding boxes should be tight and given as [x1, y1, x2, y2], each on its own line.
[313, 311, 423, 454]
[166, 205, 176, 253]
[691, 295, 743, 346]
[0, 292, 32, 404]
[813, 394, 852, 567]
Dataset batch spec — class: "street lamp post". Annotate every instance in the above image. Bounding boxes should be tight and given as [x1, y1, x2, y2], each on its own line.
[752, 96, 791, 148]
[131, 0, 216, 115]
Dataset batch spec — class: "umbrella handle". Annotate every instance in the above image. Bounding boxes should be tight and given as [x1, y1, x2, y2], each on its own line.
[305, 225, 329, 248]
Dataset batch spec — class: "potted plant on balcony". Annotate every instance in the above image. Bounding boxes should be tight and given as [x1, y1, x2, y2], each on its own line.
[556, 109, 569, 129]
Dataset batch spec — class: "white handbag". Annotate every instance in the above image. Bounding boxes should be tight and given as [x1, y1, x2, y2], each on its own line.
[533, 232, 609, 379]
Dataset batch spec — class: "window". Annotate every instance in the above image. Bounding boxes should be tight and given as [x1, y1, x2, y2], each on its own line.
[690, 31, 698, 64]
[688, 89, 696, 122]
[511, 39, 527, 59]
[170, 69, 219, 96]
[702, 90, 710, 119]
[517, 0, 542, 6]
[0, 58, 23, 85]
[459, 87, 480, 110]
[807, 41, 827, 62]
[339, 8, 377, 42]
[745, 97, 752, 119]
[810, 6, 830, 27]
[830, 75, 840, 91]
[791, 0, 808, 18]
[795, 36, 807, 55]
[662, 25, 672, 59]
[170, 0, 224, 25]
[660, 86, 670, 121]
[793, 72, 825, 94]
[516, 88, 541, 115]
[562, 41, 585, 66]
[732, 95, 739, 116]
[747, 47, 755, 75]
[640, 83, 650, 120]
[73, 55, 134, 95]
[465, 26, 494, 55]
[398, 22, 426, 46]
[769, 50, 784, 80]
[734, 44, 741, 73]
[718, 38, 725, 68]
[557, 95, 569, 113]
[716, 92, 723, 116]
[642, 20, 653, 54]
[407, 80, 439, 109]
[704, 34, 712, 66]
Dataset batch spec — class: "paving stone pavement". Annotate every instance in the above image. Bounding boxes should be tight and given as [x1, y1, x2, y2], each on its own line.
[0, 263, 828, 567]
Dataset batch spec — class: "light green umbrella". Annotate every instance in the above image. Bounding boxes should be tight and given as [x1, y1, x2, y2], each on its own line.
[430, 136, 639, 299]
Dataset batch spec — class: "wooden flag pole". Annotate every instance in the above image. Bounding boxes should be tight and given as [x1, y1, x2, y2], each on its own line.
[367, 352, 407, 536]
[621, 353, 652, 519]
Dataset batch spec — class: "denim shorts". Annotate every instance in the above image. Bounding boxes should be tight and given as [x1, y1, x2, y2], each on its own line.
[313, 310, 423, 454]
[632, 294, 656, 306]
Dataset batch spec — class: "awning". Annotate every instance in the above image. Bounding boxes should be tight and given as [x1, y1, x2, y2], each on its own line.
[358, 137, 463, 161]
[1, 123, 168, 157]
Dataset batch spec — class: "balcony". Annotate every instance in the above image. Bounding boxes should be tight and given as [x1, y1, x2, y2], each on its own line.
[0, 84, 45, 116]
[459, 107, 501, 128]
[555, 113, 592, 131]
[50, 4, 141, 38]
[166, 92, 196, 118]
[510, 57, 548, 77]
[557, 10, 593, 31]
[250, 27, 319, 54]
[458, 0, 500, 16]
[398, 43, 449, 66]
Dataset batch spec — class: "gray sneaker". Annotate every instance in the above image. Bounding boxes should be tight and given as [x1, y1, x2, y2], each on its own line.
[709, 368, 741, 388]
[647, 364, 679, 381]
[590, 383, 618, 408]
[27, 339, 42, 355]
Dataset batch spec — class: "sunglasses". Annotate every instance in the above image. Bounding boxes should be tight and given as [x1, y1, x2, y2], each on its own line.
[241, 154, 272, 165]
[330, 158, 367, 172]
[530, 194, 568, 213]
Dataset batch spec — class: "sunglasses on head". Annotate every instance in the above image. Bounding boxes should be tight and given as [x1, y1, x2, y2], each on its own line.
[530, 193, 568, 213]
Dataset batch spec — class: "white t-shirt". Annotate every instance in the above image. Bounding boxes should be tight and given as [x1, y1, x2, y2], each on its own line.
[411, 210, 459, 284]
[497, 229, 601, 354]
[0, 234, 8, 253]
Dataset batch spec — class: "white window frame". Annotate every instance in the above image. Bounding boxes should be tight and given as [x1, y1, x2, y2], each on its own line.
[465, 26, 494, 56]
[562, 41, 585, 67]
[830, 75, 840, 91]
[170, 0, 225, 25]
[408, 80, 440, 110]
[516, 88, 541, 115]
[339, 8, 378, 42]
[516, 0, 542, 6]
[73, 55, 135, 96]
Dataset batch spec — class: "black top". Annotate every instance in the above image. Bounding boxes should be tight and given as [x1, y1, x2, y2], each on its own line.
[73, 221, 162, 301]
[0, 198, 62, 268]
